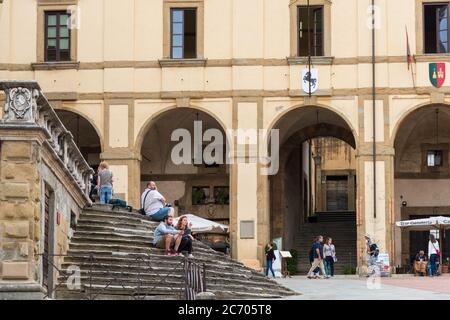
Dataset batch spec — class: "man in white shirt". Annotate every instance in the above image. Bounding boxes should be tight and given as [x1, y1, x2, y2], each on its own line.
[141, 181, 174, 221]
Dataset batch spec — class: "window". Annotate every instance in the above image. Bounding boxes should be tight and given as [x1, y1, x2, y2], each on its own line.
[297, 6, 324, 56]
[424, 3, 450, 54]
[427, 150, 443, 167]
[192, 186, 210, 205]
[171, 8, 197, 59]
[214, 187, 229, 205]
[45, 11, 71, 62]
[326, 176, 348, 211]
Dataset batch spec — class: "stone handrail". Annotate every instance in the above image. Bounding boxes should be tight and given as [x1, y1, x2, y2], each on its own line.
[0, 80, 93, 196]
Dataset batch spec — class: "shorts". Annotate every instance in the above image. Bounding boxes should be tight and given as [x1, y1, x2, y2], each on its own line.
[155, 234, 175, 249]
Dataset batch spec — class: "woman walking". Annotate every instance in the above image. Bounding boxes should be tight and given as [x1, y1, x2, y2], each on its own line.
[428, 234, 440, 277]
[265, 243, 276, 278]
[97, 161, 113, 204]
[323, 237, 336, 277]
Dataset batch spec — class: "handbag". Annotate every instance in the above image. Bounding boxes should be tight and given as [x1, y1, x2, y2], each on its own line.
[333, 256, 338, 263]
[432, 242, 441, 257]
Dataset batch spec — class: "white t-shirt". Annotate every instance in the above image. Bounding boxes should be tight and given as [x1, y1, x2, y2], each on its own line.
[428, 240, 440, 257]
[141, 189, 165, 215]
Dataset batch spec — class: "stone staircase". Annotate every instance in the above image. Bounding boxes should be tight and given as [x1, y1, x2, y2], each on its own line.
[54, 205, 297, 300]
[294, 217, 357, 275]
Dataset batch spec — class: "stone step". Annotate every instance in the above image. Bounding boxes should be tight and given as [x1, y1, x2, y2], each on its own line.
[74, 224, 151, 235]
[68, 241, 227, 259]
[56, 284, 288, 299]
[76, 219, 153, 231]
[56, 272, 293, 293]
[59, 260, 253, 278]
[65, 249, 248, 271]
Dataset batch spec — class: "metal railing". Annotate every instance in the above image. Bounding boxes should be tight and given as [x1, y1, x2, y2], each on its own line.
[38, 252, 207, 300]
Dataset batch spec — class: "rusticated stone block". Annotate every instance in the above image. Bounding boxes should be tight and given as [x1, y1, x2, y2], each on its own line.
[4, 221, 30, 238]
[19, 242, 29, 257]
[33, 222, 40, 241]
[0, 203, 34, 219]
[1, 163, 38, 181]
[1, 262, 29, 280]
[1, 182, 30, 200]
[1, 142, 31, 161]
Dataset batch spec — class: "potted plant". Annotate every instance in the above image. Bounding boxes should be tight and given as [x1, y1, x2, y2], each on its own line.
[442, 258, 449, 273]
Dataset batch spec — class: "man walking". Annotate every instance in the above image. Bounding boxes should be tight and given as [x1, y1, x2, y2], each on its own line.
[307, 235, 328, 279]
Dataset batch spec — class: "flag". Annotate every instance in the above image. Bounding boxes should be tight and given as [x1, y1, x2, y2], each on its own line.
[406, 26, 412, 70]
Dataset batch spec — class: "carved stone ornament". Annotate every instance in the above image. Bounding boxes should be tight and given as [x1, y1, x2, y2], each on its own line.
[5, 87, 40, 122]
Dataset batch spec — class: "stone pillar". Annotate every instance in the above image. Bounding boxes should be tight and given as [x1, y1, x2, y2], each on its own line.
[100, 150, 141, 208]
[355, 147, 395, 273]
[0, 131, 46, 298]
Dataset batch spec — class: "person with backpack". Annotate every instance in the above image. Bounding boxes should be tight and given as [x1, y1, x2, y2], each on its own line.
[307, 235, 327, 279]
[265, 243, 276, 278]
[365, 234, 379, 277]
[428, 234, 440, 277]
[140, 181, 174, 221]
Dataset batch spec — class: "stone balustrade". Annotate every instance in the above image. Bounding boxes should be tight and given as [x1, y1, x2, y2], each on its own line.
[0, 81, 93, 196]
[0, 80, 93, 298]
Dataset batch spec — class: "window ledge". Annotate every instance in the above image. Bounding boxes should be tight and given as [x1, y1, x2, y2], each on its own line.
[414, 54, 450, 62]
[158, 58, 207, 68]
[287, 56, 334, 66]
[31, 61, 80, 71]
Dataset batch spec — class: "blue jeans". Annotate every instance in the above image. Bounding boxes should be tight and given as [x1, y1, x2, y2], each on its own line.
[266, 259, 275, 277]
[100, 186, 112, 204]
[429, 254, 438, 276]
[148, 207, 172, 221]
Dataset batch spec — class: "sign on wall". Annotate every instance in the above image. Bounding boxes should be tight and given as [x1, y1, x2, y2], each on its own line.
[429, 63, 446, 88]
[302, 68, 319, 94]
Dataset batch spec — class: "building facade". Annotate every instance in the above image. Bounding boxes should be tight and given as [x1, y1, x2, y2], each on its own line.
[1, 0, 450, 269]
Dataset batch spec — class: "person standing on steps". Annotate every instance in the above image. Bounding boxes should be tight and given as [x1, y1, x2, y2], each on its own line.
[141, 181, 175, 221]
[307, 235, 327, 279]
[97, 161, 113, 205]
[153, 215, 183, 256]
[175, 215, 195, 258]
[323, 237, 336, 277]
[265, 243, 276, 278]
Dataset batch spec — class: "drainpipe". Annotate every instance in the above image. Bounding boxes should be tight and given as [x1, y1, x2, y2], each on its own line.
[372, 0, 377, 219]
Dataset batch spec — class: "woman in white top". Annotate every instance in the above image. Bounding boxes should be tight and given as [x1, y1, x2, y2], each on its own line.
[323, 237, 336, 277]
[428, 234, 440, 277]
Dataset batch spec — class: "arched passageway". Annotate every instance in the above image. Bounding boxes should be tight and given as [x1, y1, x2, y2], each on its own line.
[269, 105, 358, 274]
[55, 110, 102, 167]
[140, 108, 231, 253]
[394, 104, 450, 267]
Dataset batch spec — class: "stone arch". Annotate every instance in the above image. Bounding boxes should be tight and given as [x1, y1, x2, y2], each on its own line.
[267, 103, 359, 149]
[135, 104, 230, 153]
[391, 101, 450, 146]
[53, 109, 103, 166]
[53, 106, 104, 153]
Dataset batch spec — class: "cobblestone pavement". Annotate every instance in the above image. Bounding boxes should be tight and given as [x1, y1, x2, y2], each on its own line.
[274, 275, 450, 300]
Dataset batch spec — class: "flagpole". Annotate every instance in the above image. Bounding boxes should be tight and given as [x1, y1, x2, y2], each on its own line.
[307, 0, 312, 97]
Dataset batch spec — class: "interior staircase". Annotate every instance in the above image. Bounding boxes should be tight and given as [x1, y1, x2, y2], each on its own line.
[54, 205, 297, 300]
[295, 213, 357, 275]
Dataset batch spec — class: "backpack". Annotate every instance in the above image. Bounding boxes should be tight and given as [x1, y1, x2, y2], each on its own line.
[109, 198, 132, 212]
[369, 243, 379, 257]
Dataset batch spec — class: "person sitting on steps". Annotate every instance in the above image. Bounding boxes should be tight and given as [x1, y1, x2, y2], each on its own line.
[153, 215, 183, 256]
[141, 181, 175, 221]
[175, 215, 194, 258]
[414, 250, 428, 276]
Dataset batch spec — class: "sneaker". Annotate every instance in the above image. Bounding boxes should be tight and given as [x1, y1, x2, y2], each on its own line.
[188, 254, 194, 258]
[165, 250, 172, 256]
